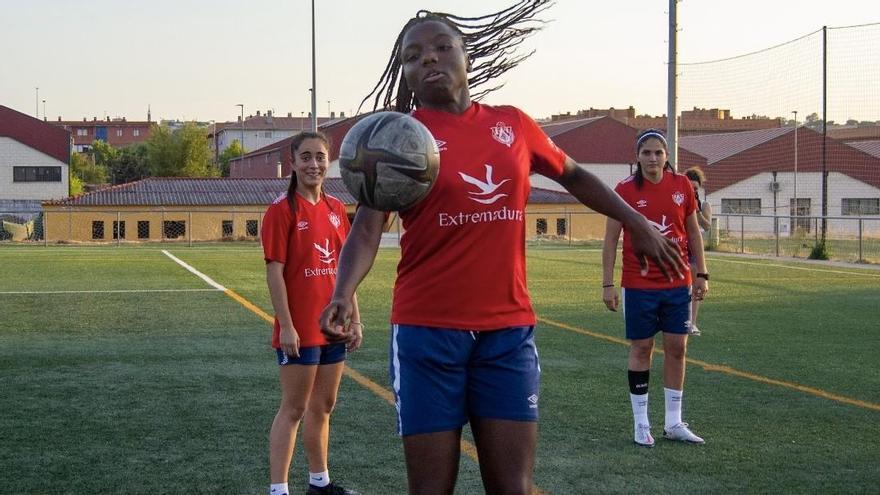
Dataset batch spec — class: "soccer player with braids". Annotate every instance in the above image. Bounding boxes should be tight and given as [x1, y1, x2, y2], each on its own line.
[602, 130, 709, 448]
[321, 2, 684, 492]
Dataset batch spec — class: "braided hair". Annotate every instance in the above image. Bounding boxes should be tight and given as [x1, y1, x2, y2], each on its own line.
[634, 128, 674, 190]
[359, 0, 554, 114]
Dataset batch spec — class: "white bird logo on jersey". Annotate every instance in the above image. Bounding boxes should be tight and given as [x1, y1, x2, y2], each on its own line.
[459, 164, 511, 204]
[647, 215, 672, 237]
[314, 239, 335, 264]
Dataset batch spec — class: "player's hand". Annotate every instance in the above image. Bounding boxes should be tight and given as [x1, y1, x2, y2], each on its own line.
[319, 298, 354, 343]
[628, 216, 685, 281]
[346, 322, 363, 352]
[693, 278, 709, 301]
[603, 286, 620, 312]
[279, 325, 300, 358]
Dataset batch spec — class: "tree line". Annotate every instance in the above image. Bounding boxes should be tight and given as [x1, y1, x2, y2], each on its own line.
[69, 123, 245, 195]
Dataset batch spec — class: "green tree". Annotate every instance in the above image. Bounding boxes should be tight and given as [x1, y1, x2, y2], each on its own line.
[91, 139, 119, 168]
[70, 151, 109, 184]
[69, 174, 84, 196]
[108, 144, 151, 184]
[218, 139, 246, 177]
[145, 123, 216, 177]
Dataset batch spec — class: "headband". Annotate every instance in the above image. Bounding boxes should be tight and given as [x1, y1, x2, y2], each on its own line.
[637, 131, 668, 151]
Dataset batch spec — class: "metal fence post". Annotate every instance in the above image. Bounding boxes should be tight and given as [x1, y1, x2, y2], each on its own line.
[858, 218, 863, 263]
[116, 211, 121, 247]
[188, 211, 193, 247]
[740, 215, 745, 253]
[44, 210, 49, 247]
[775, 215, 779, 257]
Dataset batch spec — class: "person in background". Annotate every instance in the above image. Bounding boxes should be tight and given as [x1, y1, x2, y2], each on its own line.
[262, 132, 362, 495]
[602, 129, 709, 448]
[684, 167, 712, 336]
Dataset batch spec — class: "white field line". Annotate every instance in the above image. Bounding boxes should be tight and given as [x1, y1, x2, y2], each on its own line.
[708, 257, 880, 278]
[161, 250, 227, 290]
[1, 288, 220, 295]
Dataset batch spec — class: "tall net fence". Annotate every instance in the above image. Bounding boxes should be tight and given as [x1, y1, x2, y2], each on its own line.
[678, 23, 880, 254]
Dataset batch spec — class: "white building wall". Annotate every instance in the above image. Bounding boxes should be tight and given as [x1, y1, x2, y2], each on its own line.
[0, 137, 69, 200]
[708, 172, 880, 236]
[217, 128, 296, 154]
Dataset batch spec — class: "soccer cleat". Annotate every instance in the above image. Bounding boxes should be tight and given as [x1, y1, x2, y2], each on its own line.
[306, 482, 361, 495]
[664, 422, 705, 444]
[688, 324, 701, 336]
[634, 423, 655, 447]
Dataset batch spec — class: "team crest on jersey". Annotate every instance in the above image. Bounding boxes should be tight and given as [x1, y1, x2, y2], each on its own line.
[491, 122, 515, 147]
[459, 164, 511, 205]
[672, 191, 685, 206]
[328, 212, 341, 228]
[636, 199, 648, 208]
[435, 139, 447, 152]
[297, 220, 309, 231]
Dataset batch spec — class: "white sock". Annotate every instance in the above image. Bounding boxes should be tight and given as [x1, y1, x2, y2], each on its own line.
[665, 387, 683, 430]
[269, 482, 289, 495]
[309, 470, 330, 488]
[630, 392, 649, 429]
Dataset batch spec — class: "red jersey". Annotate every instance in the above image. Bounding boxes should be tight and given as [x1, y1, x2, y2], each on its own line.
[261, 192, 350, 347]
[614, 169, 696, 289]
[392, 102, 567, 330]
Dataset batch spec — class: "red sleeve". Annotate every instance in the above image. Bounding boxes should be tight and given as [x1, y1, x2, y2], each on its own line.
[261, 201, 292, 264]
[516, 108, 567, 179]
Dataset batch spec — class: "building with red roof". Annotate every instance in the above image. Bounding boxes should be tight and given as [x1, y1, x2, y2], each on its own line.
[0, 104, 71, 204]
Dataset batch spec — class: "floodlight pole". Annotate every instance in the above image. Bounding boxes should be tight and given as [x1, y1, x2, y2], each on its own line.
[310, 0, 317, 132]
[667, 0, 679, 170]
[236, 103, 245, 167]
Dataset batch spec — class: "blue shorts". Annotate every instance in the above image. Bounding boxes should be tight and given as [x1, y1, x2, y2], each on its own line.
[622, 287, 691, 340]
[276, 343, 346, 366]
[389, 324, 540, 436]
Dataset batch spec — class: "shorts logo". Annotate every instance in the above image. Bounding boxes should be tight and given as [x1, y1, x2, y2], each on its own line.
[636, 199, 648, 208]
[297, 220, 309, 231]
[528, 394, 539, 409]
[328, 212, 341, 229]
[459, 164, 511, 205]
[672, 191, 685, 206]
[491, 122, 515, 147]
[314, 238, 335, 264]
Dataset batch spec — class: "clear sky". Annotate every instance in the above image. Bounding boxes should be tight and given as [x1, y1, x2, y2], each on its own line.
[1, 0, 876, 124]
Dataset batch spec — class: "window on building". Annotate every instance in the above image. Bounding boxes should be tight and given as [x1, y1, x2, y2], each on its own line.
[536, 218, 547, 235]
[842, 198, 880, 216]
[790, 198, 811, 231]
[264, 131, 272, 138]
[556, 218, 567, 236]
[92, 221, 105, 240]
[137, 221, 150, 239]
[222, 220, 234, 237]
[116, 129, 123, 137]
[113, 221, 126, 240]
[76, 128, 88, 136]
[133, 129, 140, 137]
[721, 198, 761, 215]
[13, 166, 62, 182]
[163, 220, 186, 239]
[246, 220, 259, 237]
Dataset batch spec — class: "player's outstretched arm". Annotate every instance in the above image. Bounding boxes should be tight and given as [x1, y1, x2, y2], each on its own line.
[320, 207, 385, 341]
[553, 157, 685, 280]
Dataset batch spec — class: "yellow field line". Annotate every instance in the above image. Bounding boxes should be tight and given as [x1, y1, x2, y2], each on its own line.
[224, 288, 549, 494]
[537, 316, 880, 412]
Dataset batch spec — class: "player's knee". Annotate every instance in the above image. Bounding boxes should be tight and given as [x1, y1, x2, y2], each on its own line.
[279, 403, 307, 423]
[664, 341, 686, 360]
[309, 396, 337, 416]
[630, 342, 653, 361]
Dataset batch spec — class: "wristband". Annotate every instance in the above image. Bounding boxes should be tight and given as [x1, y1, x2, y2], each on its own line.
[696, 273, 709, 280]
[602, 284, 614, 288]
[350, 321, 364, 328]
